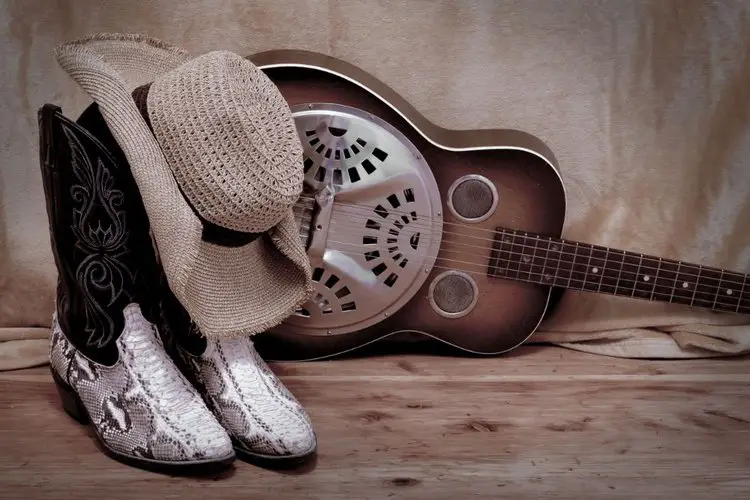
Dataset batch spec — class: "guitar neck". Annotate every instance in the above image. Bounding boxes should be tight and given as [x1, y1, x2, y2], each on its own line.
[488, 227, 750, 315]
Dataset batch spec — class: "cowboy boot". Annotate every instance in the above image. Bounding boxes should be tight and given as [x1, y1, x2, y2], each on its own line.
[38, 103, 235, 474]
[157, 285, 317, 468]
[126, 84, 318, 468]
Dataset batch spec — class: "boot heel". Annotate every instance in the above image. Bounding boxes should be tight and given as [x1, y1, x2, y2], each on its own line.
[51, 369, 89, 425]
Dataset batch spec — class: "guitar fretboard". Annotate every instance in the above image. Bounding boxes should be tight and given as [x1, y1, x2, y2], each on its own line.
[488, 227, 750, 315]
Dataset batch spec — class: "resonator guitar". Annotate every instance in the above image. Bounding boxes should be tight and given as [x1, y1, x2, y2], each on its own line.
[245, 50, 750, 361]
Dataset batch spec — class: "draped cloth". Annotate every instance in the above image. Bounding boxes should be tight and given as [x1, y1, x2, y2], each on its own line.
[1, 0, 749, 369]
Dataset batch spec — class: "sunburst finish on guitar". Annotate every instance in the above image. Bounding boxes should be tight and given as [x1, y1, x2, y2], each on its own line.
[248, 50, 749, 362]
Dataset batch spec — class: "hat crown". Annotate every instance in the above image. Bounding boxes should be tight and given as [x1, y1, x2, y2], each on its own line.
[148, 50, 304, 233]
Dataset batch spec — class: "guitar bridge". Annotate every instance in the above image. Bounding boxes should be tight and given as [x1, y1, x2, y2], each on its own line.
[293, 183, 319, 251]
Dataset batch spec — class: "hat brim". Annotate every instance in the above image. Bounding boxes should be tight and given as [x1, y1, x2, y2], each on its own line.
[54, 33, 313, 338]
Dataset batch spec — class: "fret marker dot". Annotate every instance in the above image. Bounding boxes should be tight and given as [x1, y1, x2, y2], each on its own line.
[643, 275, 650, 282]
[522, 255, 531, 263]
[682, 282, 689, 288]
[727, 289, 733, 295]
[552, 245, 560, 252]
[592, 267, 599, 274]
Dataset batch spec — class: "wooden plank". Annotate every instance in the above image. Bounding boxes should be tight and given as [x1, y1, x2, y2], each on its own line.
[7, 345, 750, 382]
[0, 346, 748, 499]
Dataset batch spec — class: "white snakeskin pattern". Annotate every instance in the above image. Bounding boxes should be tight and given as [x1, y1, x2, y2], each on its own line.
[50, 303, 234, 463]
[178, 336, 316, 457]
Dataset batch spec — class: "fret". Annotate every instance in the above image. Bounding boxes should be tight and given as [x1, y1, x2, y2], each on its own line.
[607, 250, 626, 295]
[690, 265, 725, 308]
[486, 231, 501, 277]
[719, 271, 743, 313]
[595, 248, 610, 292]
[492, 229, 515, 278]
[526, 235, 547, 284]
[711, 269, 724, 309]
[571, 243, 596, 292]
[662, 260, 694, 305]
[507, 232, 525, 280]
[648, 257, 663, 300]
[566, 242, 579, 288]
[553, 241, 574, 287]
[737, 276, 748, 313]
[512, 233, 532, 278]
[596, 249, 621, 294]
[652, 258, 679, 302]
[631, 254, 643, 297]
[539, 237, 554, 285]
[631, 254, 659, 300]
[549, 239, 564, 286]
[616, 252, 641, 297]
[689, 265, 703, 306]
[699, 266, 738, 311]
[670, 261, 681, 302]
[521, 234, 541, 281]
[503, 230, 515, 276]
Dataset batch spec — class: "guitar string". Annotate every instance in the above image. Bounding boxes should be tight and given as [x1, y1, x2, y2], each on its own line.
[317, 232, 749, 308]
[319, 220, 749, 287]
[301, 208, 743, 296]
[292, 237, 749, 311]
[296, 192, 737, 262]
[299, 212, 750, 286]
[302, 203, 749, 306]
[294, 193, 750, 283]
[296, 193, 749, 274]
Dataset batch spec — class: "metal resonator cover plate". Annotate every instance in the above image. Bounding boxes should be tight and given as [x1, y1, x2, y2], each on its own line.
[277, 103, 443, 336]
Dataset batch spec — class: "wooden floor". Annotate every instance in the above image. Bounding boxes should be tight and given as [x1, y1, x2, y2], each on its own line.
[0, 344, 749, 499]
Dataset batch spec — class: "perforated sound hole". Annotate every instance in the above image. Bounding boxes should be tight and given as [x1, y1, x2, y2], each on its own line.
[277, 103, 444, 336]
[363, 187, 421, 287]
[302, 126, 390, 187]
[429, 271, 478, 318]
[294, 266, 357, 317]
[447, 175, 498, 223]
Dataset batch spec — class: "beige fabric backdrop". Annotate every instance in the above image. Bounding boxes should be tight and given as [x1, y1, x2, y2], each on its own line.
[2, 0, 749, 370]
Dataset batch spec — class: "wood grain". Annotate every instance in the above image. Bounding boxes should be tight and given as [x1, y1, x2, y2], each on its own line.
[1, 346, 749, 499]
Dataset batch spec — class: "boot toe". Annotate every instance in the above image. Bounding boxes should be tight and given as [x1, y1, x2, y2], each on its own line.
[228, 403, 317, 461]
[278, 424, 317, 457]
[188, 420, 235, 461]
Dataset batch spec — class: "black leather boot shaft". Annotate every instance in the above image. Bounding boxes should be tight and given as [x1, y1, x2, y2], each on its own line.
[39, 101, 210, 364]
[38, 103, 167, 365]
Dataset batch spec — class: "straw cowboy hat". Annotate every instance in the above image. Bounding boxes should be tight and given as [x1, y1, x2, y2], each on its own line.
[54, 33, 313, 339]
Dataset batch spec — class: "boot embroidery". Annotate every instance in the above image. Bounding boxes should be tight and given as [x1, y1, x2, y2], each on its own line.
[62, 122, 136, 349]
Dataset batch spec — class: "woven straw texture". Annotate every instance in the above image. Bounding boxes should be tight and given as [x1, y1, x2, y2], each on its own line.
[148, 51, 305, 233]
[53, 33, 313, 339]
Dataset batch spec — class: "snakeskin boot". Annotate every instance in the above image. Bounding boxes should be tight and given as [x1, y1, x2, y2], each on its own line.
[38, 103, 235, 474]
[158, 288, 318, 469]
[126, 84, 318, 468]
[50, 91, 318, 468]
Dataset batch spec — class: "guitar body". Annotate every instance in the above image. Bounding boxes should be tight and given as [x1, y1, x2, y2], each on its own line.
[249, 50, 568, 361]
